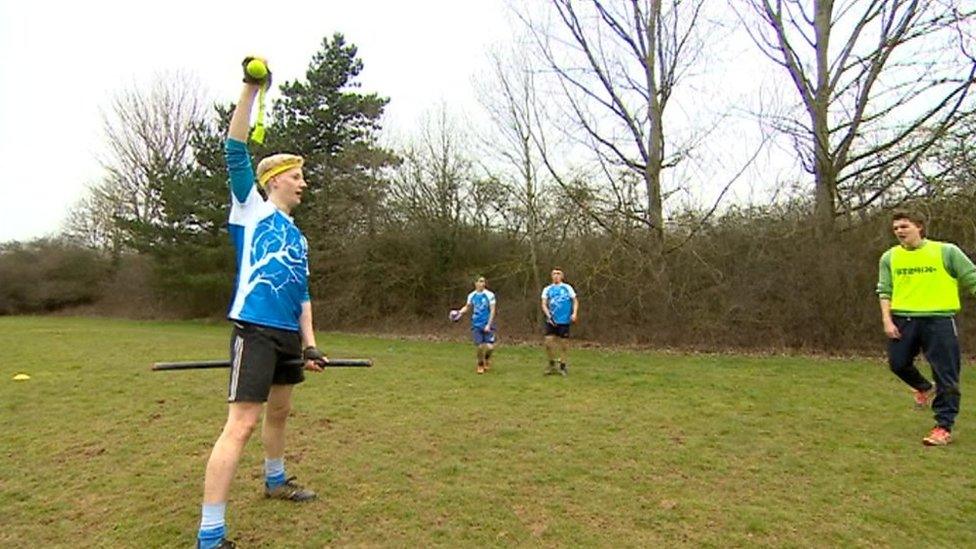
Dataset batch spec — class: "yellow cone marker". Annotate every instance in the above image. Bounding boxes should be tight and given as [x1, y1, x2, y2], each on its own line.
[13, 373, 30, 381]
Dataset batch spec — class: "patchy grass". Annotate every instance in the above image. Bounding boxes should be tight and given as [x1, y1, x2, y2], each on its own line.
[1, 316, 974, 547]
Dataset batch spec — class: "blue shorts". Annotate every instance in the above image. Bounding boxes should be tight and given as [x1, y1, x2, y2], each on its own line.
[544, 321, 571, 338]
[472, 326, 496, 345]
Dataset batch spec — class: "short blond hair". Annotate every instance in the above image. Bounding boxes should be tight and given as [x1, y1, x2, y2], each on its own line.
[256, 153, 304, 188]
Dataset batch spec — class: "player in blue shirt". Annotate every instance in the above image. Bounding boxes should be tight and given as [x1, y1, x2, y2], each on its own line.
[541, 267, 579, 376]
[197, 59, 328, 549]
[451, 276, 497, 374]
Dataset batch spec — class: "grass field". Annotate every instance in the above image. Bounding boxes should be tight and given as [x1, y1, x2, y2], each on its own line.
[1, 316, 975, 547]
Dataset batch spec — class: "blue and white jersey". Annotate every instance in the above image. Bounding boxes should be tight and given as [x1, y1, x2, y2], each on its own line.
[466, 289, 496, 329]
[225, 139, 309, 332]
[542, 283, 576, 325]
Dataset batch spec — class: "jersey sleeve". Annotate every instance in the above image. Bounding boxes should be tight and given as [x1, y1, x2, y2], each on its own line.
[540, 285, 550, 300]
[876, 249, 893, 299]
[566, 284, 577, 298]
[226, 139, 273, 226]
[467, 291, 476, 304]
[487, 290, 496, 304]
[225, 138, 257, 204]
[943, 244, 976, 295]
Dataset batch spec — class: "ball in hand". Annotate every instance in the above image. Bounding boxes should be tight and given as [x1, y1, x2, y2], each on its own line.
[246, 58, 268, 80]
[449, 309, 461, 323]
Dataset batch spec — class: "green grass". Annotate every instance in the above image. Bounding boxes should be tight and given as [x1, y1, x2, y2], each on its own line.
[1, 316, 974, 547]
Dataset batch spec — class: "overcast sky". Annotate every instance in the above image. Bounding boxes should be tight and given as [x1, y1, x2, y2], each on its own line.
[0, 0, 517, 242]
[1, 0, 806, 245]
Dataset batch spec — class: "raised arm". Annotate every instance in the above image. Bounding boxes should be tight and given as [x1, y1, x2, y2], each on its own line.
[228, 84, 261, 142]
[225, 84, 261, 203]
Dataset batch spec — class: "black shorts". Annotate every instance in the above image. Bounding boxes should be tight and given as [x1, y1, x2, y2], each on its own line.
[544, 321, 571, 338]
[227, 321, 304, 402]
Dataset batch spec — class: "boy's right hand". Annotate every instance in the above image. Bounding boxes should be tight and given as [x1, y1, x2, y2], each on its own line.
[883, 320, 901, 339]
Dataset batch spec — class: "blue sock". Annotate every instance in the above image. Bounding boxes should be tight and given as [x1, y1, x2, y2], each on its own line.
[197, 502, 226, 548]
[265, 457, 286, 488]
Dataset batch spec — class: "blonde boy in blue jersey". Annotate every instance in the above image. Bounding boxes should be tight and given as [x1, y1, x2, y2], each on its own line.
[877, 209, 976, 447]
[452, 276, 497, 374]
[197, 59, 329, 549]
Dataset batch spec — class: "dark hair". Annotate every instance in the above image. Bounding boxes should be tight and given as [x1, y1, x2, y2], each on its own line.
[891, 209, 926, 238]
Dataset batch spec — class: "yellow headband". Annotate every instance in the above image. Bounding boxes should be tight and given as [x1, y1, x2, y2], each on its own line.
[258, 159, 303, 187]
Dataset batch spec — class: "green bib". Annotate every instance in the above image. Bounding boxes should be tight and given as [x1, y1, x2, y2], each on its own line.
[890, 240, 960, 312]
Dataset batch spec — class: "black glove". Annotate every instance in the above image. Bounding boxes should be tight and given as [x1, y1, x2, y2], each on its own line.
[302, 346, 327, 367]
[241, 56, 273, 87]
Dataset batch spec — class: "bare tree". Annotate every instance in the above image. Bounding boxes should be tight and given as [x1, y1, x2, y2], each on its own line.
[515, 0, 710, 255]
[737, 0, 976, 233]
[389, 107, 473, 227]
[478, 44, 548, 297]
[64, 73, 207, 249]
[914, 108, 976, 197]
[61, 182, 126, 251]
[100, 73, 206, 227]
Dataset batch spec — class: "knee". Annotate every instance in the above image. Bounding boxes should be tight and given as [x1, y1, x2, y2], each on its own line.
[224, 414, 260, 443]
[265, 401, 291, 423]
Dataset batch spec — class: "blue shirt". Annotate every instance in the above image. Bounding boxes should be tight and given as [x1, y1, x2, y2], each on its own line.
[225, 138, 310, 332]
[466, 289, 496, 329]
[542, 283, 576, 325]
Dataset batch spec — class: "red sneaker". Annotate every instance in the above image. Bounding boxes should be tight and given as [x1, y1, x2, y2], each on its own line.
[922, 426, 952, 446]
[913, 385, 936, 409]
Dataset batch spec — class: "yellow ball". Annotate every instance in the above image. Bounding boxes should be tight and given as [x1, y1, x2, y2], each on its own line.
[246, 58, 268, 80]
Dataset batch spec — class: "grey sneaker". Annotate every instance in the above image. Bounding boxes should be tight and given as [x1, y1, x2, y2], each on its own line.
[559, 362, 568, 376]
[265, 476, 317, 502]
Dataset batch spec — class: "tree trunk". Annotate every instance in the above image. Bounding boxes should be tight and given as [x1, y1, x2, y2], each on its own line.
[645, 0, 665, 253]
[812, 0, 835, 235]
[524, 138, 543, 324]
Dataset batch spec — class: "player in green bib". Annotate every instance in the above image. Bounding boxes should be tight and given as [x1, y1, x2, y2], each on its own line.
[876, 209, 976, 446]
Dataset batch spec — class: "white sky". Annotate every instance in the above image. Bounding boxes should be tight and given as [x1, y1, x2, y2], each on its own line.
[0, 1, 964, 247]
[0, 0, 516, 242]
[0, 0, 810, 244]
